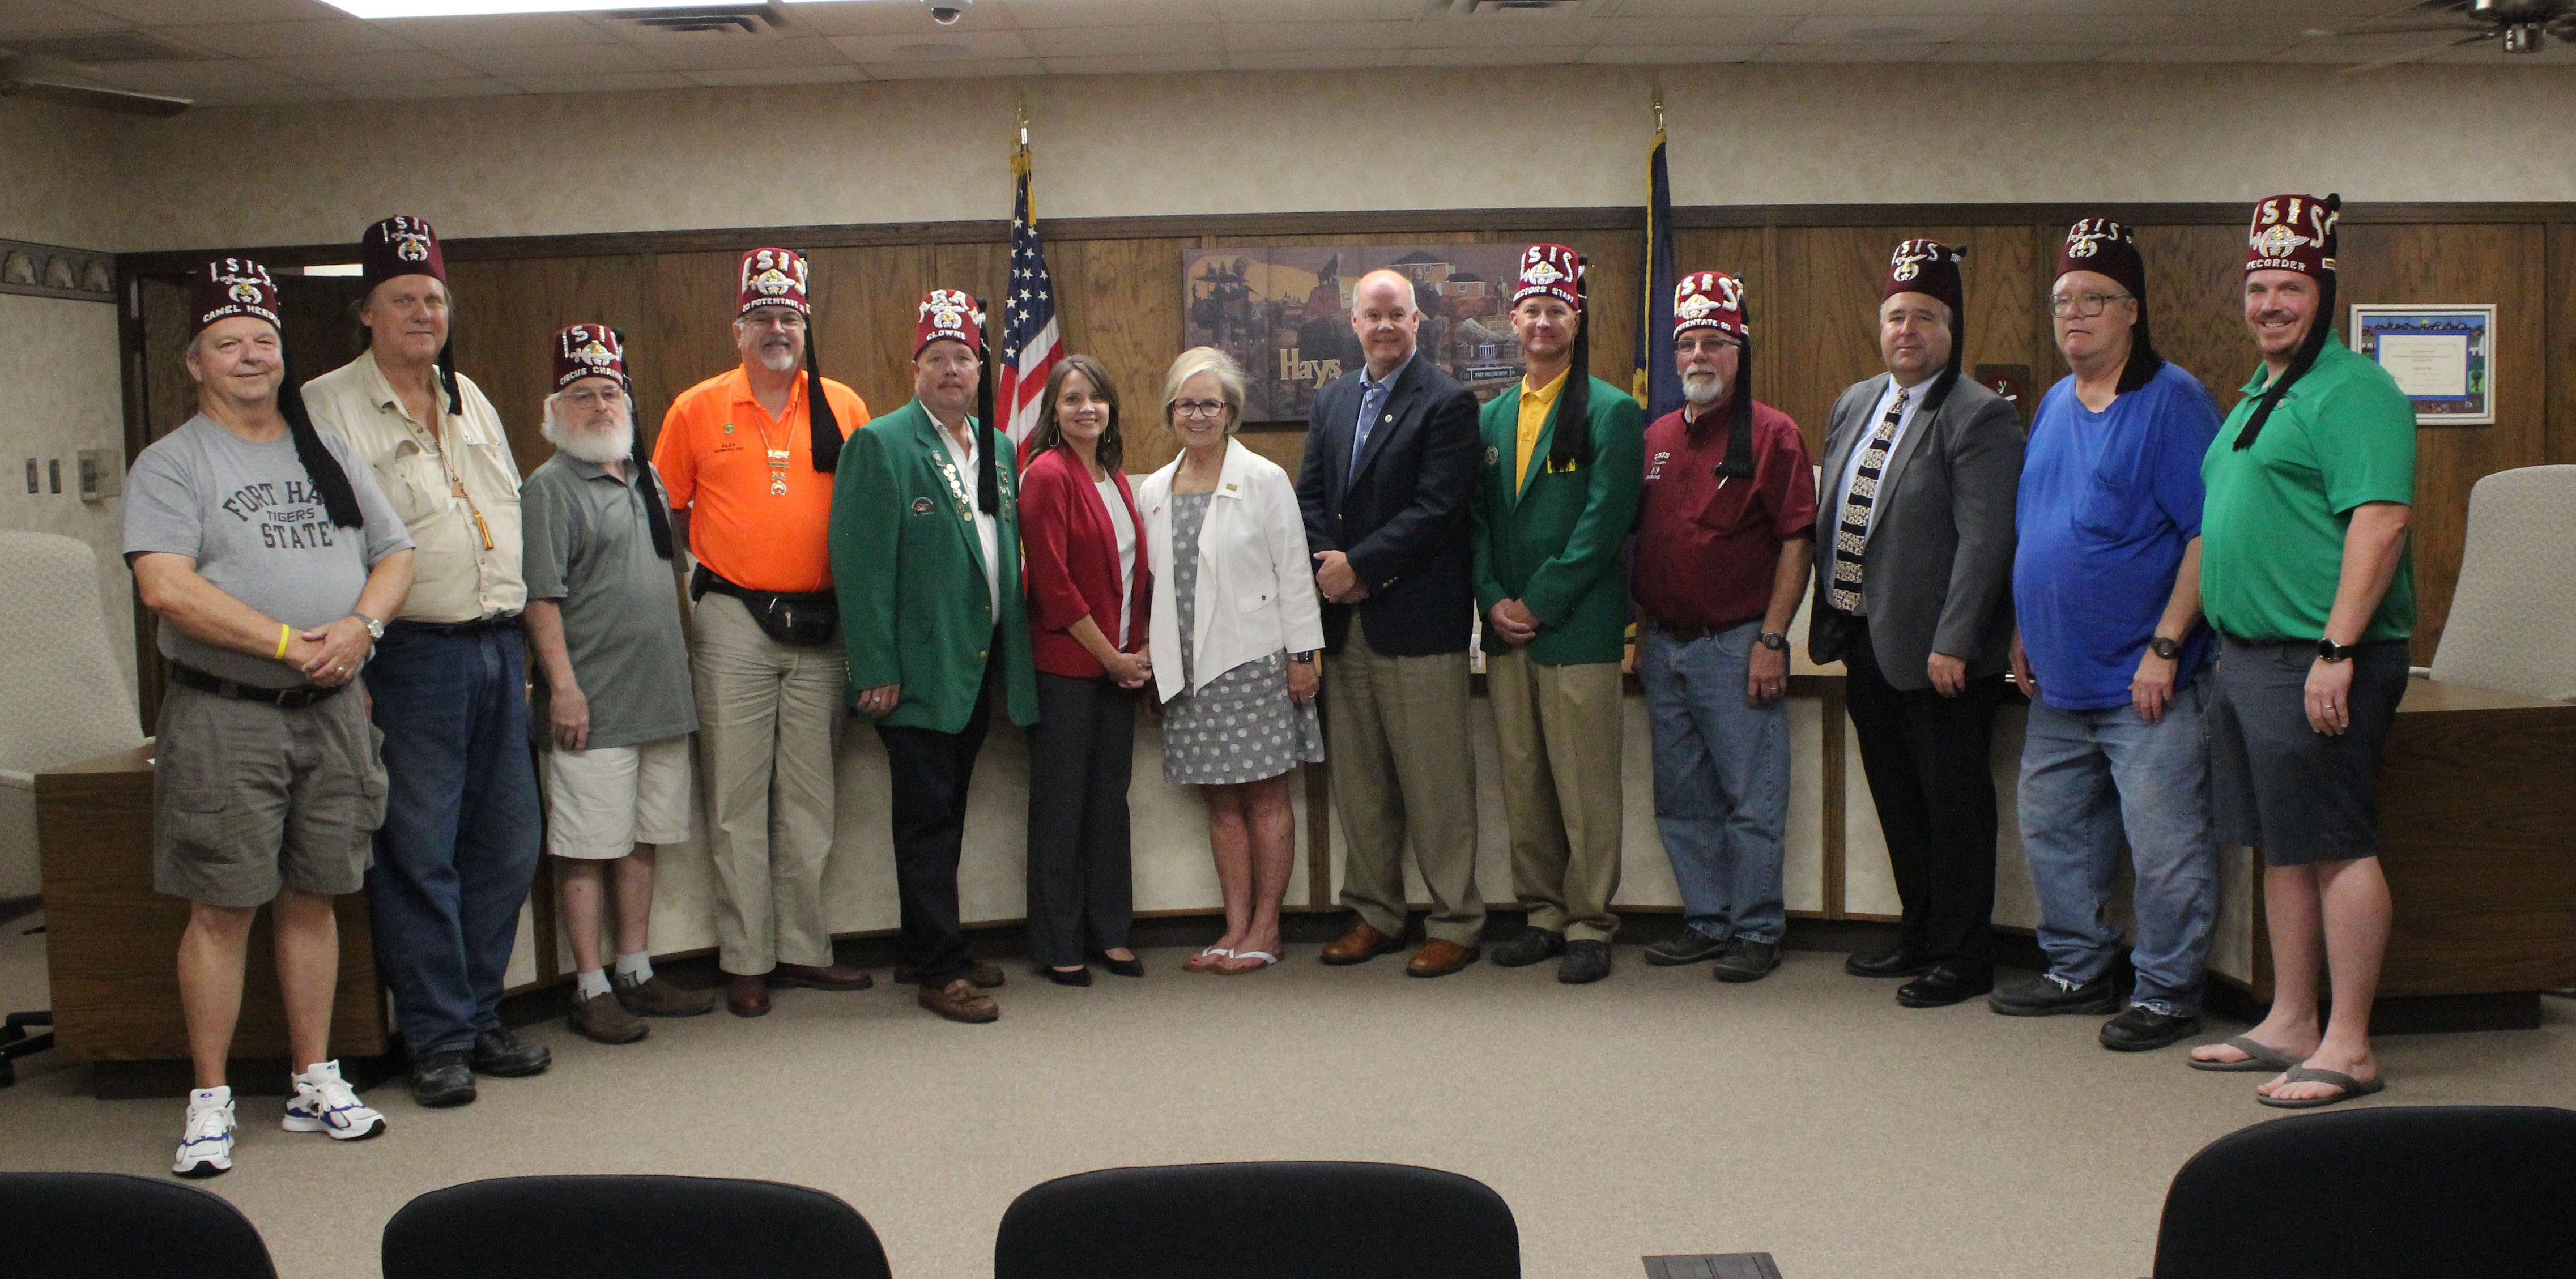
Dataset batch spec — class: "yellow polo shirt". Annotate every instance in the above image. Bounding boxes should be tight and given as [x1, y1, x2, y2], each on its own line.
[1514, 368, 1568, 492]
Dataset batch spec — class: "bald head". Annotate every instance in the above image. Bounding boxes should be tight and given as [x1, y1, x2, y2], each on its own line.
[1351, 269, 1422, 377]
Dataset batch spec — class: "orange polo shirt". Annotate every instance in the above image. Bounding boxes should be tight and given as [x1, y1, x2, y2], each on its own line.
[652, 365, 868, 594]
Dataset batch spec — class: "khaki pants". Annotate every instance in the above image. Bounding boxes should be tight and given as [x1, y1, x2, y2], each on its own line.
[1485, 648, 1623, 942]
[691, 592, 845, 974]
[1325, 617, 1483, 945]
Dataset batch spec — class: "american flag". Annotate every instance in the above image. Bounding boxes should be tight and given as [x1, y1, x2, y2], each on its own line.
[998, 144, 1062, 468]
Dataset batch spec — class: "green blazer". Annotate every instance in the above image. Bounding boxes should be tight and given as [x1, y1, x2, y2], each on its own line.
[831, 398, 1038, 733]
[1472, 373, 1644, 666]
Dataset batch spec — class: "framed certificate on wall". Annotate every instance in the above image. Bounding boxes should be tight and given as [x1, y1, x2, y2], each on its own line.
[2349, 304, 2496, 425]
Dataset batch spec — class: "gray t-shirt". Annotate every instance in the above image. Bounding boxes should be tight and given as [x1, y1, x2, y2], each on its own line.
[521, 453, 696, 749]
[123, 413, 411, 689]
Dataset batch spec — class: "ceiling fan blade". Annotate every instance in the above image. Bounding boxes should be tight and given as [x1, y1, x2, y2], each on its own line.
[2340, 30, 2496, 74]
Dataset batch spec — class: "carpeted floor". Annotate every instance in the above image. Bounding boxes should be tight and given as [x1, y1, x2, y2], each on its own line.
[2, 910, 2571, 1279]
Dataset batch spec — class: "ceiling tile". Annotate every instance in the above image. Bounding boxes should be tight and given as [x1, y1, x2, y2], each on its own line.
[2097, 42, 2285, 62]
[91, 56, 303, 94]
[1780, 14, 1983, 42]
[1404, 46, 1566, 67]
[372, 15, 614, 51]
[83, 0, 332, 22]
[149, 18, 411, 58]
[857, 56, 1043, 79]
[0, 2, 126, 40]
[640, 36, 855, 73]
[1214, 0, 1400, 20]
[1927, 42, 2107, 62]
[687, 64, 871, 87]
[447, 41, 666, 75]
[1584, 44, 1762, 63]
[253, 48, 482, 84]
[1224, 48, 1406, 70]
[1413, 16, 1606, 49]
[1607, 0, 1825, 14]
[188, 83, 349, 105]
[337, 75, 521, 100]
[778, 1, 1015, 37]
[1595, 15, 1800, 45]
[1756, 41, 1940, 62]
[1221, 20, 1415, 52]
[1041, 51, 1225, 75]
[1955, 15, 2192, 44]
[1024, 23, 1223, 57]
[503, 70, 696, 95]
[828, 28, 1031, 61]
[1002, 0, 1221, 28]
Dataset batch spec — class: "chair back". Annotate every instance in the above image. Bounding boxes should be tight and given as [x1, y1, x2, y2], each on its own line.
[381, 1174, 891, 1279]
[0, 1170, 277, 1278]
[2430, 465, 2576, 702]
[0, 532, 144, 898]
[2151, 1105, 2576, 1278]
[994, 1161, 1519, 1279]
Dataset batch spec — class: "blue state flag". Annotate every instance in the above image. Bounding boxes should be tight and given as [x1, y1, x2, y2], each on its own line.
[1633, 123, 1680, 423]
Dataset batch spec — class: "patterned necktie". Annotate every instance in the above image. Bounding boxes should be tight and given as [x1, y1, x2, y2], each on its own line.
[1351, 374, 1390, 474]
[1828, 386, 1909, 616]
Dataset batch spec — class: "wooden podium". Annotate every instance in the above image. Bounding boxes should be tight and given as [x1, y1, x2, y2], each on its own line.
[35, 744, 394, 1097]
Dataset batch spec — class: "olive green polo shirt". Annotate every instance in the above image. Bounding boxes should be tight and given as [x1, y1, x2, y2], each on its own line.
[2199, 332, 2416, 644]
[521, 453, 697, 749]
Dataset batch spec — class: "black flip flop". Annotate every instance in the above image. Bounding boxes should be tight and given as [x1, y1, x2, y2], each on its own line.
[2258, 1065, 2386, 1109]
[2188, 1034, 2298, 1073]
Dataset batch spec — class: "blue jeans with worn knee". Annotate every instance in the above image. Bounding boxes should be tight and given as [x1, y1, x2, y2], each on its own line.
[1641, 621, 1790, 945]
[2016, 681, 2217, 1017]
[364, 623, 543, 1057]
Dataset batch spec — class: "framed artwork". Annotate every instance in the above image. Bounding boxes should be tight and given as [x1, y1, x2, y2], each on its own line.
[2349, 304, 2496, 425]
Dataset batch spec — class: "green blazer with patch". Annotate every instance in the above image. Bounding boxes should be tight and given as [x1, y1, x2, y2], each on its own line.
[831, 398, 1038, 734]
[1472, 373, 1645, 666]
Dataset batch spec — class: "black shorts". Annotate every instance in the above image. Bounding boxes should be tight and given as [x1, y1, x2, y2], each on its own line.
[2207, 636, 2409, 867]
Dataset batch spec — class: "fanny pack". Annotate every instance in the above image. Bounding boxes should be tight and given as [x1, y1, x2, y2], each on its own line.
[692, 564, 838, 647]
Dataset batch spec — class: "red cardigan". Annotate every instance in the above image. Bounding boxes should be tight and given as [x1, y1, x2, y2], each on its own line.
[1019, 445, 1152, 680]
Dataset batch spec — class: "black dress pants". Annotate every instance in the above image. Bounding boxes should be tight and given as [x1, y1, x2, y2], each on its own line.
[875, 651, 1000, 987]
[1024, 672, 1139, 967]
[1841, 623, 2007, 973]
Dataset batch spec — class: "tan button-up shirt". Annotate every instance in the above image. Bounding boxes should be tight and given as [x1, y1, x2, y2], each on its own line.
[301, 347, 527, 623]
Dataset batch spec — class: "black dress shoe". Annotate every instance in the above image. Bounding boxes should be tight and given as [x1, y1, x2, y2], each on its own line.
[2099, 1006, 2204, 1052]
[1491, 927, 1566, 968]
[411, 1049, 476, 1109]
[471, 1028, 552, 1077]
[1896, 965, 1995, 1008]
[1846, 946, 1935, 978]
[1042, 965, 1092, 987]
[1987, 973, 2121, 1017]
[1096, 953, 1146, 978]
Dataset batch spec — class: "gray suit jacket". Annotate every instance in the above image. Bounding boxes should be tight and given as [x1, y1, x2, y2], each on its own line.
[1807, 372, 2024, 691]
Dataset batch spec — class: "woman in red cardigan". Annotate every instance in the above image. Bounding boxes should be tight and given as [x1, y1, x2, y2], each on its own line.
[1019, 355, 1154, 986]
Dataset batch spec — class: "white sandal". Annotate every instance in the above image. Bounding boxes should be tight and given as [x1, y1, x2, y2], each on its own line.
[1214, 950, 1279, 974]
[1185, 945, 1233, 973]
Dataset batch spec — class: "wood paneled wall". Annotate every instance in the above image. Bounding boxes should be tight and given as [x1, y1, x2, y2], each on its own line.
[124, 203, 2576, 676]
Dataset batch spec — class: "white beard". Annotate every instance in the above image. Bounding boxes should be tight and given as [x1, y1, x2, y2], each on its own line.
[543, 402, 635, 466]
[1683, 371, 1728, 407]
[756, 343, 799, 374]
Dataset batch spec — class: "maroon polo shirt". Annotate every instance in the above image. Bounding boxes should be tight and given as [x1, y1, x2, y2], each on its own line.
[1633, 397, 1817, 631]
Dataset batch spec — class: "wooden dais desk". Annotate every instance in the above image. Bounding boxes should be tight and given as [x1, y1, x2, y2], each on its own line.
[36, 744, 393, 1097]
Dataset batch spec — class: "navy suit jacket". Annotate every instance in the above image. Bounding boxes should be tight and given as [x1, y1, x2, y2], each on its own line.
[1295, 351, 1481, 656]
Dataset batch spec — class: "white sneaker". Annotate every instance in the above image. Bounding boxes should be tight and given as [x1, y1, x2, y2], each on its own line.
[174, 1088, 236, 1178]
[283, 1060, 386, 1141]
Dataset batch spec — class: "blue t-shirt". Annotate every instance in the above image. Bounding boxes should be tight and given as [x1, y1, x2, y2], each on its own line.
[2012, 361, 2222, 713]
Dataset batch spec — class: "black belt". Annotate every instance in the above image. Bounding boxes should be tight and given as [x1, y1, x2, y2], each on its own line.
[689, 564, 834, 611]
[388, 614, 521, 637]
[168, 662, 347, 710]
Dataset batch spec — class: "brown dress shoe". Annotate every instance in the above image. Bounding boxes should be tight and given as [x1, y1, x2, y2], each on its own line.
[616, 974, 718, 1018]
[725, 974, 771, 1018]
[1406, 939, 1481, 978]
[917, 978, 999, 1024]
[569, 990, 648, 1043]
[1319, 921, 1405, 965]
[766, 962, 875, 991]
[893, 959, 1006, 988]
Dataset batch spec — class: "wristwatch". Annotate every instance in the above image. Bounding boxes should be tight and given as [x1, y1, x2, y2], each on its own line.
[2316, 637, 2353, 663]
[1757, 632, 1790, 653]
[1288, 650, 1318, 665]
[2148, 635, 2181, 660]
[352, 612, 386, 641]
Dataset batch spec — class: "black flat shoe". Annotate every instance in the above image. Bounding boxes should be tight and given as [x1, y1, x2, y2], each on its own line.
[1043, 965, 1092, 987]
[1096, 953, 1146, 978]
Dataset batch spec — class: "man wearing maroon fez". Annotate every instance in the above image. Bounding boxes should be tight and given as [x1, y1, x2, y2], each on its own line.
[1632, 271, 1817, 983]
[1810, 238, 2025, 1008]
[650, 248, 874, 1019]
[302, 215, 551, 1105]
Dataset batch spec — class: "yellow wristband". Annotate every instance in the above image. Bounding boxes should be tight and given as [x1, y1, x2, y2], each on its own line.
[275, 623, 292, 659]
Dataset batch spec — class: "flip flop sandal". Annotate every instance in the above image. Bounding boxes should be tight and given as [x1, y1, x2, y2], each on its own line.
[1183, 946, 1233, 973]
[2257, 1065, 2386, 1110]
[2188, 1034, 2300, 1073]
[1213, 950, 1279, 975]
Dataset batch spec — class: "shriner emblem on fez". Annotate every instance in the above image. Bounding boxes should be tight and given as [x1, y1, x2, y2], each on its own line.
[1889, 241, 1939, 282]
[574, 339, 616, 366]
[922, 288, 980, 332]
[750, 268, 797, 297]
[1520, 257, 1566, 287]
[2064, 218, 2125, 260]
[2252, 222, 2309, 260]
[227, 282, 264, 305]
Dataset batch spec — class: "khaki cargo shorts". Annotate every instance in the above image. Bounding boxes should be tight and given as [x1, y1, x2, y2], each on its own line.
[152, 679, 387, 907]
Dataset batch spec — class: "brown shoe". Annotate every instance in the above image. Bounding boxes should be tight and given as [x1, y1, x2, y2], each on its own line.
[569, 990, 648, 1044]
[725, 973, 770, 1018]
[917, 978, 999, 1024]
[766, 962, 875, 991]
[616, 974, 717, 1018]
[1406, 939, 1481, 978]
[893, 959, 1006, 988]
[1319, 921, 1405, 966]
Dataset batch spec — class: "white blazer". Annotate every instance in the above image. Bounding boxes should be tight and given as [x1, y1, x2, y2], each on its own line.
[1138, 437, 1326, 704]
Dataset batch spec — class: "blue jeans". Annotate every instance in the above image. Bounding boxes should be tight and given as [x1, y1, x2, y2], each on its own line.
[365, 623, 543, 1056]
[2016, 682, 2217, 1016]
[1641, 621, 1789, 945]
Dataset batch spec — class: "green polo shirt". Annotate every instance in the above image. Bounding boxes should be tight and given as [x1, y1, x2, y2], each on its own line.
[2199, 331, 2416, 644]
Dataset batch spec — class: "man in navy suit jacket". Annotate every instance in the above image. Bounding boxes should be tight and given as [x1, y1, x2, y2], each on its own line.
[1296, 268, 1486, 978]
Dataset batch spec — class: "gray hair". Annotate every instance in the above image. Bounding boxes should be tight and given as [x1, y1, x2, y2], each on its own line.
[1161, 346, 1248, 432]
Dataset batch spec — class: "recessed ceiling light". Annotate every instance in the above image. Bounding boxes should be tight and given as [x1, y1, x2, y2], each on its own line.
[321, 1, 850, 17]
[1851, 25, 1927, 42]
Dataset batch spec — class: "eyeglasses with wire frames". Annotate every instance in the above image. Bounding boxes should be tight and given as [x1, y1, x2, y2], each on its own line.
[2049, 290, 2136, 319]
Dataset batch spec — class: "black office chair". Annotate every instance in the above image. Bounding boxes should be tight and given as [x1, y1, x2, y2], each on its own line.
[994, 1160, 1520, 1279]
[0, 1170, 278, 1278]
[381, 1174, 891, 1279]
[2151, 1105, 2576, 1279]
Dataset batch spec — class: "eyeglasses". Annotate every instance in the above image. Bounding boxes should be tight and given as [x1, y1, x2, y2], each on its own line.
[2049, 291, 2135, 318]
[562, 387, 627, 409]
[1172, 399, 1229, 420]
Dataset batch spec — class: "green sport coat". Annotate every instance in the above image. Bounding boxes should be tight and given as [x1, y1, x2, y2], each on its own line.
[1472, 373, 1645, 666]
[831, 397, 1038, 733]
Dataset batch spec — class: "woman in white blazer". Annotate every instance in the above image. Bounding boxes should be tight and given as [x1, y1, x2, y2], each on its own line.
[1137, 347, 1326, 975]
